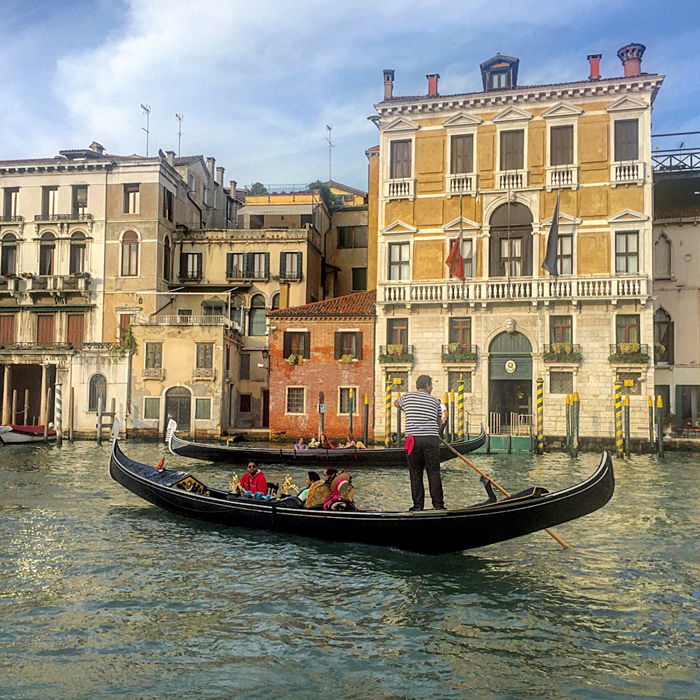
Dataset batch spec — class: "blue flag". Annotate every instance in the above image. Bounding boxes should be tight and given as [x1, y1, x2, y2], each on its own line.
[542, 192, 560, 275]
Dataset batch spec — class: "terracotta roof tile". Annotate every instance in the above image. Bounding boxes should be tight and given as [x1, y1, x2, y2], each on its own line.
[268, 290, 376, 318]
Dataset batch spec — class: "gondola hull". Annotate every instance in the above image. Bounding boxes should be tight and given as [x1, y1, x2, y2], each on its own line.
[0, 425, 55, 444]
[166, 420, 487, 467]
[112, 435, 615, 554]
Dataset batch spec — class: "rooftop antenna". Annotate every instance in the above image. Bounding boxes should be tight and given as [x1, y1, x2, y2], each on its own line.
[325, 124, 333, 183]
[140, 104, 151, 157]
[175, 113, 183, 156]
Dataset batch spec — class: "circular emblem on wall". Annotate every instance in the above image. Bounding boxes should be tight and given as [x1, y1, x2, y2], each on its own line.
[505, 359, 517, 374]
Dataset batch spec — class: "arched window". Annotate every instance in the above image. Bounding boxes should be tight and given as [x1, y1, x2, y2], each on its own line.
[69, 232, 86, 274]
[231, 294, 245, 330]
[88, 374, 107, 412]
[248, 294, 267, 336]
[121, 230, 139, 276]
[163, 236, 171, 281]
[488, 202, 533, 277]
[654, 232, 672, 280]
[39, 232, 56, 276]
[654, 308, 674, 363]
[271, 292, 280, 310]
[1, 233, 17, 276]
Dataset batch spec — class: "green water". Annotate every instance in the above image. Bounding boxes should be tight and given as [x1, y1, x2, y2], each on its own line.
[0, 442, 698, 699]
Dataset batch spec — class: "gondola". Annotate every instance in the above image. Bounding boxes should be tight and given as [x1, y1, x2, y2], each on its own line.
[166, 420, 487, 467]
[0, 424, 55, 445]
[112, 424, 615, 554]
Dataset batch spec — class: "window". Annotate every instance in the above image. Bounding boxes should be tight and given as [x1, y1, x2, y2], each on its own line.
[119, 313, 133, 341]
[72, 185, 87, 217]
[239, 394, 252, 413]
[550, 371, 574, 394]
[251, 252, 267, 278]
[616, 314, 640, 344]
[226, 252, 269, 279]
[36, 314, 54, 343]
[42, 186, 58, 217]
[338, 226, 368, 248]
[557, 233, 573, 275]
[3, 188, 18, 218]
[387, 318, 408, 347]
[270, 293, 280, 310]
[499, 237, 522, 276]
[451, 134, 474, 174]
[490, 71, 507, 89]
[178, 308, 192, 319]
[500, 130, 524, 170]
[283, 331, 310, 359]
[352, 267, 367, 291]
[338, 387, 358, 415]
[448, 238, 474, 278]
[654, 233, 671, 280]
[248, 294, 267, 336]
[123, 184, 140, 214]
[616, 231, 639, 274]
[390, 140, 412, 179]
[202, 301, 225, 316]
[249, 214, 264, 229]
[280, 252, 302, 280]
[188, 174, 196, 192]
[145, 342, 163, 369]
[196, 343, 214, 369]
[121, 231, 139, 276]
[203, 187, 209, 206]
[617, 372, 642, 396]
[335, 331, 362, 359]
[144, 397, 160, 420]
[66, 313, 84, 347]
[88, 374, 107, 412]
[239, 353, 250, 380]
[163, 187, 174, 221]
[69, 232, 86, 274]
[163, 237, 171, 281]
[227, 253, 244, 278]
[388, 242, 410, 280]
[449, 318, 471, 346]
[230, 294, 245, 329]
[550, 126, 574, 166]
[39, 233, 55, 275]
[0, 314, 15, 345]
[286, 387, 305, 414]
[614, 119, 639, 161]
[195, 398, 212, 420]
[1, 233, 17, 276]
[549, 316, 572, 344]
[180, 252, 202, 280]
[654, 308, 674, 363]
[448, 371, 472, 393]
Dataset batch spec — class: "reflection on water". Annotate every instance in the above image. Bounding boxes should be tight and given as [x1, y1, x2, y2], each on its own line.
[0, 442, 698, 699]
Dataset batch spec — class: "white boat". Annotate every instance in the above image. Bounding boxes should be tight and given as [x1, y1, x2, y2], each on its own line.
[0, 425, 56, 444]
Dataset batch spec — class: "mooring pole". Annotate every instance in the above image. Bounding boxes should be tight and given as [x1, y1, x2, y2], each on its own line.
[394, 378, 403, 445]
[623, 393, 631, 457]
[44, 388, 52, 443]
[536, 376, 544, 455]
[614, 381, 623, 458]
[457, 376, 464, 441]
[363, 393, 369, 446]
[318, 391, 324, 438]
[348, 388, 354, 437]
[68, 387, 74, 443]
[384, 379, 392, 448]
[97, 384, 104, 446]
[450, 389, 456, 443]
[647, 395, 654, 450]
[55, 383, 63, 447]
[565, 393, 572, 454]
[11, 389, 17, 425]
[23, 389, 29, 425]
[572, 391, 580, 457]
[655, 394, 664, 458]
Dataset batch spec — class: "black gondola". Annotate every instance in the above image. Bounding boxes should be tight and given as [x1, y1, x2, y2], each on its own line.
[112, 426, 615, 554]
[166, 420, 487, 467]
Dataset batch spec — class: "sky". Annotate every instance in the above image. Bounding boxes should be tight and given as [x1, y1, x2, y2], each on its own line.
[1, 0, 699, 191]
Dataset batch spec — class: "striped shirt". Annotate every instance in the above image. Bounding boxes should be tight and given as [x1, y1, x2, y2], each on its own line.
[398, 390, 441, 437]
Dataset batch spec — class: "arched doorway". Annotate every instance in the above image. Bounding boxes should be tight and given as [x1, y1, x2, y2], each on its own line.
[488, 330, 532, 433]
[489, 202, 533, 277]
[165, 387, 191, 434]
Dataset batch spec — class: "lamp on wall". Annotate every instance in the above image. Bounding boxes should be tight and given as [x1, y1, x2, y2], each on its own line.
[137, 297, 143, 305]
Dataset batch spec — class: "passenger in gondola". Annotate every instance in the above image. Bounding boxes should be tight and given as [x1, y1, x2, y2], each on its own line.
[297, 471, 321, 505]
[318, 433, 336, 449]
[239, 461, 267, 496]
[324, 470, 357, 511]
[305, 467, 337, 509]
[293, 436, 308, 451]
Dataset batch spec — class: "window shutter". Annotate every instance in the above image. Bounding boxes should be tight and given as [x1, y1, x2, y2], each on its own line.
[334, 332, 342, 359]
[283, 332, 292, 358]
[302, 331, 310, 359]
[280, 253, 286, 277]
[296, 252, 302, 276]
[354, 332, 363, 360]
[226, 253, 233, 277]
[264, 252, 270, 278]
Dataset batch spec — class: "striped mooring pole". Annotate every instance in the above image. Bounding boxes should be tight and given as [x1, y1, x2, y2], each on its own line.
[565, 393, 572, 454]
[571, 391, 580, 457]
[348, 388, 354, 436]
[655, 394, 665, 458]
[449, 389, 456, 443]
[536, 376, 544, 455]
[363, 393, 369, 446]
[457, 377, 465, 440]
[384, 378, 392, 448]
[55, 383, 63, 447]
[614, 381, 624, 458]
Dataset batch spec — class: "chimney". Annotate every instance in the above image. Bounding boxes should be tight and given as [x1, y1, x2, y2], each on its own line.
[587, 53, 602, 80]
[229, 179, 237, 193]
[617, 43, 646, 77]
[89, 141, 105, 155]
[216, 166, 225, 185]
[383, 69, 395, 99]
[165, 150, 175, 166]
[426, 73, 440, 96]
[206, 157, 215, 178]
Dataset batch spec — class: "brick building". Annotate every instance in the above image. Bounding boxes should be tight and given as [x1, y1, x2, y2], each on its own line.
[267, 290, 376, 442]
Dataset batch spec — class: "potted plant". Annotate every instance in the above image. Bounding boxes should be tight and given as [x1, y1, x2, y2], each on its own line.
[286, 354, 302, 366]
[442, 342, 477, 362]
[340, 354, 355, 364]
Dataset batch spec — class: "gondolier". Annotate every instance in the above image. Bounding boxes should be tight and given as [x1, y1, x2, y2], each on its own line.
[395, 375, 445, 511]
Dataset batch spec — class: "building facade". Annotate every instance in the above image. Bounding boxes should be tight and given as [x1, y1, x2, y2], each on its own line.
[371, 45, 663, 440]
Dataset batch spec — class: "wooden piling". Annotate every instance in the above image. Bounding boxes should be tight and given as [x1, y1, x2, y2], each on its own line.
[572, 391, 580, 458]
[11, 389, 17, 425]
[535, 376, 544, 455]
[614, 382, 623, 458]
[363, 393, 369, 446]
[655, 394, 664, 458]
[68, 387, 74, 443]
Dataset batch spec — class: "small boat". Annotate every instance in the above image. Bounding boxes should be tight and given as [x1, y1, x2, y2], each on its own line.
[0, 424, 56, 445]
[111, 424, 615, 554]
[166, 420, 487, 467]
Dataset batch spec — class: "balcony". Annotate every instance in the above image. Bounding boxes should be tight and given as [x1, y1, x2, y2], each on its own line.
[608, 343, 650, 364]
[279, 270, 303, 281]
[0, 276, 20, 293]
[140, 314, 238, 330]
[142, 367, 165, 380]
[2, 342, 73, 351]
[441, 344, 478, 363]
[383, 178, 414, 200]
[652, 147, 700, 174]
[34, 213, 93, 222]
[445, 173, 477, 196]
[28, 275, 90, 294]
[192, 368, 216, 381]
[226, 268, 269, 282]
[543, 343, 582, 363]
[378, 344, 415, 364]
[611, 160, 645, 186]
[546, 166, 578, 189]
[496, 170, 528, 190]
[380, 275, 649, 306]
[178, 272, 202, 283]
[0, 215, 23, 223]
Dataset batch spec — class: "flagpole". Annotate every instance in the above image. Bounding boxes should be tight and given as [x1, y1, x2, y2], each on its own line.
[460, 194, 465, 302]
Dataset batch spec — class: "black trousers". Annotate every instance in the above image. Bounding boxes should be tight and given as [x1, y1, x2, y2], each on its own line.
[407, 435, 444, 509]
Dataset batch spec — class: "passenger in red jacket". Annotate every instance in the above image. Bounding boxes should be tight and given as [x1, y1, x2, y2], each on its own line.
[239, 461, 267, 495]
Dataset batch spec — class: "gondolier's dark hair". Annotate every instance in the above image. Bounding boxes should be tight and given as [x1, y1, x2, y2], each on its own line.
[416, 375, 432, 389]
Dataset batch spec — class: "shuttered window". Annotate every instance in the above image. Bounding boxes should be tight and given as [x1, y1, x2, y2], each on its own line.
[145, 342, 163, 368]
[614, 120, 639, 161]
[334, 332, 362, 359]
[550, 125, 573, 166]
[500, 130, 524, 170]
[283, 331, 310, 359]
[390, 140, 412, 179]
[0, 314, 15, 345]
[450, 134, 474, 174]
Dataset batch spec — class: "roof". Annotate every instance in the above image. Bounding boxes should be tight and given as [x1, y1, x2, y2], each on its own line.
[654, 173, 700, 220]
[238, 204, 314, 215]
[268, 290, 377, 318]
[326, 180, 368, 197]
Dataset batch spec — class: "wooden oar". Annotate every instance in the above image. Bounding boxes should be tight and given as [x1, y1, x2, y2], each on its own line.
[440, 439, 570, 549]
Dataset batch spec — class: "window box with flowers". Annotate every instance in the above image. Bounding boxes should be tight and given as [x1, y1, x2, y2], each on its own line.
[339, 353, 358, 364]
[543, 343, 582, 363]
[608, 343, 650, 364]
[378, 344, 415, 364]
[441, 343, 478, 363]
[286, 354, 303, 366]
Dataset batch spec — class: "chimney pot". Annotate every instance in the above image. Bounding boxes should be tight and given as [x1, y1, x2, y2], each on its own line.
[165, 150, 175, 166]
[617, 43, 646, 77]
[216, 166, 225, 185]
[587, 53, 602, 80]
[89, 141, 105, 154]
[383, 69, 395, 99]
[426, 73, 440, 96]
[206, 157, 215, 178]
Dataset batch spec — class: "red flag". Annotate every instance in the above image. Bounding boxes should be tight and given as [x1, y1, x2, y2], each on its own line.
[445, 238, 464, 280]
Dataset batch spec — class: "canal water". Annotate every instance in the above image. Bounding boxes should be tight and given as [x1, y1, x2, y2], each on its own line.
[0, 441, 698, 699]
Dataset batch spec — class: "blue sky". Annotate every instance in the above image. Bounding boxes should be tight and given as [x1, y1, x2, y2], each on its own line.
[1, 0, 699, 190]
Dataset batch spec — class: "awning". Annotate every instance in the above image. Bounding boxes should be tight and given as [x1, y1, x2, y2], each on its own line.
[238, 204, 314, 216]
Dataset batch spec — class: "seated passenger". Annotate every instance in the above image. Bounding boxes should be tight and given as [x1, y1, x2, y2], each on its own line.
[341, 435, 356, 448]
[239, 461, 267, 495]
[324, 470, 357, 511]
[318, 433, 336, 449]
[297, 471, 321, 504]
[305, 467, 337, 509]
[294, 436, 308, 451]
